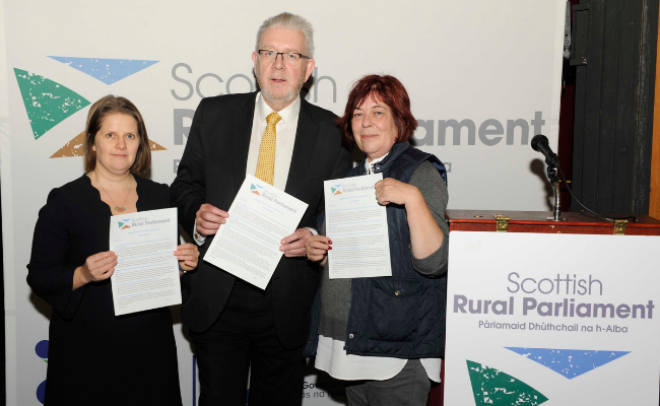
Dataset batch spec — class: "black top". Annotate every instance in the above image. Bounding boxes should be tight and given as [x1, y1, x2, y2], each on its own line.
[27, 174, 182, 406]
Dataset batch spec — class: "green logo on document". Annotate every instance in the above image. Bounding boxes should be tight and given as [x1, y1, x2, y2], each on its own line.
[251, 183, 263, 196]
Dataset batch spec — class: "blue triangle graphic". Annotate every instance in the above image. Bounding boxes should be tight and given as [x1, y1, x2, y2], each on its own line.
[48, 57, 159, 85]
[505, 347, 630, 379]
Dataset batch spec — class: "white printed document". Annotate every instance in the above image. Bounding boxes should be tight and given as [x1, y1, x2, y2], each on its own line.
[324, 174, 392, 279]
[109, 208, 181, 316]
[203, 174, 309, 289]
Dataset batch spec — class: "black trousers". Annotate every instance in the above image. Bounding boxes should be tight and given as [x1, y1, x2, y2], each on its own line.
[190, 280, 305, 406]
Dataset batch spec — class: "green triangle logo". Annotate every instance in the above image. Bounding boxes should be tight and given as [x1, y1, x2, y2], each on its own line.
[14, 68, 90, 140]
[331, 187, 337, 193]
[251, 184, 257, 190]
[467, 360, 548, 406]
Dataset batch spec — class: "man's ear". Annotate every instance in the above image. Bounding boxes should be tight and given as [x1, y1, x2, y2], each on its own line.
[304, 58, 316, 82]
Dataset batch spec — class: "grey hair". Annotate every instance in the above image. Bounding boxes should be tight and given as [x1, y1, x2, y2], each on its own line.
[255, 12, 314, 58]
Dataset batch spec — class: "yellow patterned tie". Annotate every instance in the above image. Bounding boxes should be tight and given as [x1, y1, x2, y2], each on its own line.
[255, 112, 282, 185]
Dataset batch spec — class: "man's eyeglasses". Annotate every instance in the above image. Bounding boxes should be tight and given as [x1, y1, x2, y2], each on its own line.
[258, 50, 310, 65]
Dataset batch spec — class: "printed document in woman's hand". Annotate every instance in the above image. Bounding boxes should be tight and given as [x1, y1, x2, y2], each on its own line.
[325, 173, 392, 279]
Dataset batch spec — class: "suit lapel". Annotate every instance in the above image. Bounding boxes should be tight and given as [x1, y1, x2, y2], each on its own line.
[231, 93, 257, 192]
[285, 99, 319, 198]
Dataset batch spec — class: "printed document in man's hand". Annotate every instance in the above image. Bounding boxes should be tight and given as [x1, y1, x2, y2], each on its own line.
[204, 174, 308, 289]
[324, 174, 392, 279]
[109, 208, 181, 316]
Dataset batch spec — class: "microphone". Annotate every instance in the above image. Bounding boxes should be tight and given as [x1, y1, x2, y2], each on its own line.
[531, 134, 559, 167]
[530, 135, 637, 223]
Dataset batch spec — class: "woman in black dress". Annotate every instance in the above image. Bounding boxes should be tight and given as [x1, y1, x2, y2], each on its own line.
[27, 95, 198, 406]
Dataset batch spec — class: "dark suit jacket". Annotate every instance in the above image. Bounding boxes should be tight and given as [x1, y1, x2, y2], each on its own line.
[171, 91, 352, 348]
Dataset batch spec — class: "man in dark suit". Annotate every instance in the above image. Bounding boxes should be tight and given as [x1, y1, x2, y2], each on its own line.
[171, 12, 352, 406]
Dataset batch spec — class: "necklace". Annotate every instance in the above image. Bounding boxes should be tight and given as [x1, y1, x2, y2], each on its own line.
[96, 173, 133, 213]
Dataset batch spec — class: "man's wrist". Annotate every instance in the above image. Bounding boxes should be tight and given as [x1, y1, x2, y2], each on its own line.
[193, 222, 207, 246]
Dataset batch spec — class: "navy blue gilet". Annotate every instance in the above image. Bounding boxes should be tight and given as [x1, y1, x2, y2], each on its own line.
[344, 141, 448, 358]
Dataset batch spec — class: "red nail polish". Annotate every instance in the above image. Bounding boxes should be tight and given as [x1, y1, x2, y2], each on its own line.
[328, 239, 333, 244]
[328, 246, 333, 250]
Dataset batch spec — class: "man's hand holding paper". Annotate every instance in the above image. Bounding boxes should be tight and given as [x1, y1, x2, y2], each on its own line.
[203, 175, 309, 289]
[195, 204, 230, 236]
[280, 227, 314, 258]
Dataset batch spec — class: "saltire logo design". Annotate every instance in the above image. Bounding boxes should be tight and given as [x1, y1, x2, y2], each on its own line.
[330, 185, 342, 195]
[50, 131, 167, 158]
[14, 68, 90, 140]
[48, 57, 159, 85]
[15, 57, 164, 158]
[467, 360, 548, 406]
[251, 183, 264, 195]
[118, 219, 132, 229]
[505, 347, 630, 379]
[35, 340, 49, 404]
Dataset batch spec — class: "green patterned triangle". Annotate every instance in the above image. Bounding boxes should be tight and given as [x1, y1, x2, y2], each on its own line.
[14, 68, 90, 140]
[467, 360, 548, 406]
[331, 187, 337, 193]
[251, 184, 257, 190]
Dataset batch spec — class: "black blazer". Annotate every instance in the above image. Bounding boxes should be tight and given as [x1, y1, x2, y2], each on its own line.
[171, 92, 352, 347]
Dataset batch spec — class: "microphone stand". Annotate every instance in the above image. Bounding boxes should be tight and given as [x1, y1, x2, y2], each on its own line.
[546, 161, 565, 221]
[532, 134, 635, 223]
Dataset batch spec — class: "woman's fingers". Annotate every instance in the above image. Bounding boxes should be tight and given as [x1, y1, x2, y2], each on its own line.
[176, 243, 199, 271]
[99, 267, 115, 279]
[84, 252, 117, 280]
[89, 250, 116, 260]
[177, 255, 197, 262]
[175, 250, 197, 260]
[91, 260, 116, 274]
[306, 236, 332, 261]
[85, 262, 116, 282]
[87, 251, 116, 266]
[375, 178, 414, 206]
[174, 244, 199, 259]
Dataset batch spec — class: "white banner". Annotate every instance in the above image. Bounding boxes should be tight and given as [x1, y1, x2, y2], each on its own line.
[1, 1, 566, 404]
[445, 232, 660, 406]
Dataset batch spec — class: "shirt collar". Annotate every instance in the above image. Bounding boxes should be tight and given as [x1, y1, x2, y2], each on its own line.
[257, 92, 301, 126]
[365, 153, 389, 175]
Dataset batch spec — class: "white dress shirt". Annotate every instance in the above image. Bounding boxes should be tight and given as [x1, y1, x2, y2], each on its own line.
[193, 93, 303, 245]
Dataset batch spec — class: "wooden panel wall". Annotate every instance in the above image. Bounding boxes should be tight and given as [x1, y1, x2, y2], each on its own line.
[650, 3, 660, 219]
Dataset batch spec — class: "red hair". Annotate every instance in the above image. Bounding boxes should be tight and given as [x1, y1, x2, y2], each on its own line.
[337, 75, 418, 146]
